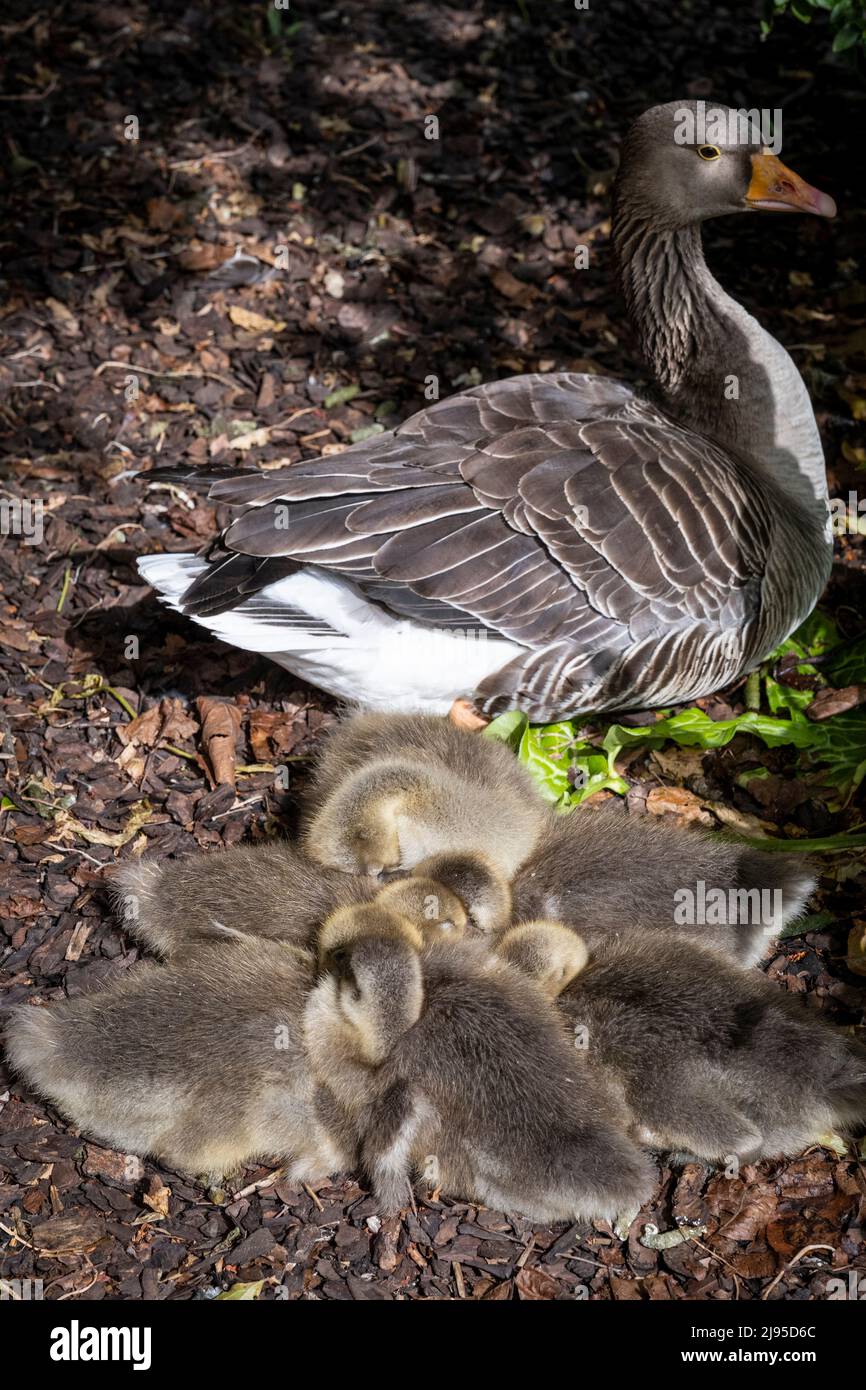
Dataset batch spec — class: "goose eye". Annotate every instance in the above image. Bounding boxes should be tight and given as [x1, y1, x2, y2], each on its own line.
[697, 144, 721, 161]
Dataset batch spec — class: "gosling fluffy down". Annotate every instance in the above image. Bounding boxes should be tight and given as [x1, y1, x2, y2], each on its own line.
[108, 838, 378, 959]
[301, 711, 547, 879]
[305, 928, 655, 1224]
[497, 923, 866, 1164]
[513, 810, 814, 966]
[3, 868, 483, 1185]
[302, 712, 814, 962]
[4, 937, 352, 1183]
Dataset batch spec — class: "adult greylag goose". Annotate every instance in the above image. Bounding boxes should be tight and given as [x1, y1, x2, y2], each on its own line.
[138, 102, 835, 721]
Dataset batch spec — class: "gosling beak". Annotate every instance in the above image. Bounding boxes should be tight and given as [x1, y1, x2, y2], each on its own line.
[746, 152, 836, 218]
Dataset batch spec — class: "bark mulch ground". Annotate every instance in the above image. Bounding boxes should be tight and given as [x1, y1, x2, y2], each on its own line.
[1, 0, 864, 1301]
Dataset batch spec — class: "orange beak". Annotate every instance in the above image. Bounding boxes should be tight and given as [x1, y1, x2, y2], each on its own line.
[746, 152, 836, 217]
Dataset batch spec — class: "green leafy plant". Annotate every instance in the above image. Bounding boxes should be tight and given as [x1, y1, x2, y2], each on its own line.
[763, 0, 866, 57]
[486, 612, 866, 844]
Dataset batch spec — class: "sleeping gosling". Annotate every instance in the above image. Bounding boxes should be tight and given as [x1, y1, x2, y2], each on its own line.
[513, 809, 815, 967]
[108, 838, 379, 960]
[4, 936, 352, 1184]
[304, 905, 655, 1222]
[3, 861, 517, 1188]
[497, 922, 866, 1164]
[301, 711, 547, 878]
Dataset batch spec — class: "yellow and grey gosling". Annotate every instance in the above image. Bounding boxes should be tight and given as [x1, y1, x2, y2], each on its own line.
[497, 921, 866, 1165]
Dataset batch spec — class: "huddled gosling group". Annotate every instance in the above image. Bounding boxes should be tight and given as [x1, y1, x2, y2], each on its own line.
[5, 713, 865, 1224]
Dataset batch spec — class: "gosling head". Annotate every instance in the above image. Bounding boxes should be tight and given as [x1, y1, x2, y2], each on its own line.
[308, 791, 403, 877]
[306, 758, 453, 876]
[373, 875, 468, 943]
[497, 921, 588, 998]
[318, 901, 422, 971]
[410, 851, 512, 934]
[318, 921, 424, 1066]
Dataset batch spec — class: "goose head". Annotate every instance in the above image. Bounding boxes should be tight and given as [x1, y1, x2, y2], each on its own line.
[614, 100, 835, 230]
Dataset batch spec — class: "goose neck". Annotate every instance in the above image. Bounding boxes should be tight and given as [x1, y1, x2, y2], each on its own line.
[612, 210, 830, 521]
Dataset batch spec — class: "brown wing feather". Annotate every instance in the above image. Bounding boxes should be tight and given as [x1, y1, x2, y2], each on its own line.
[170, 373, 771, 660]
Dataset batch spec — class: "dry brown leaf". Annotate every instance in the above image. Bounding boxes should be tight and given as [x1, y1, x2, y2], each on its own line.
[490, 268, 537, 307]
[648, 745, 706, 781]
[31, 1209, 106, 1254]
[806, 684, 866, 721]
[142, 1179, 171, 1219]
[53, 801, 154, 848]
[13, 824, 52, 847]
[177, 241, 234, 272]
[146, 196, 186, 230]
[715, 1181, 778, 1242]
[609, 1275, 643, 1300]
[228, 305, 286, 334]
[645, 786, 713, 825]
[727, 1246, 776, 1279]
[197, 697, 242, 787]
[118, 697, 198, 749]
[116, 742, 147, 781]
[117, 704, 163, 747]
[710, 803, 777, 837]
[515, 1266, 560, 1300]
[5, 895, 42, 918]
[482, 1279, 514, 1300]
[0, 620, 42, 652]
[44, 297, 80, 337]
[248, 709, 303, 763]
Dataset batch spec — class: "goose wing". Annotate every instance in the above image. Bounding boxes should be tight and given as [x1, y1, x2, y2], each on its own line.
[162, 372, 769, 653]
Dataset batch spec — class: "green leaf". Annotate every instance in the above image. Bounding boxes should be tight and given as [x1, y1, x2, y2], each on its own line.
[323, 383, 360, 409]
[779, 909, 837, 940]
[349, 424, 385, 445]
[215, 1280, 264, 1300]
[603, 706, 817, 758]
[736, 767, 772, 788]
[1, 795, 20, 812]
[827, 636, 866, 685]
[487, 713, 627, 806]
[491, 613, 866, 817]
[517, 722, 577, 804]
[484, 709, 528, 751]
[832, 22, 860, 49]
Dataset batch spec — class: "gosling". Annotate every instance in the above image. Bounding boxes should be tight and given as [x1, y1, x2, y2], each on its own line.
[4, 936, 351, 1184]
[301, 711, 547, 878]
[497, 922, 866, 1164]
[305, 901, 654, 1222]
